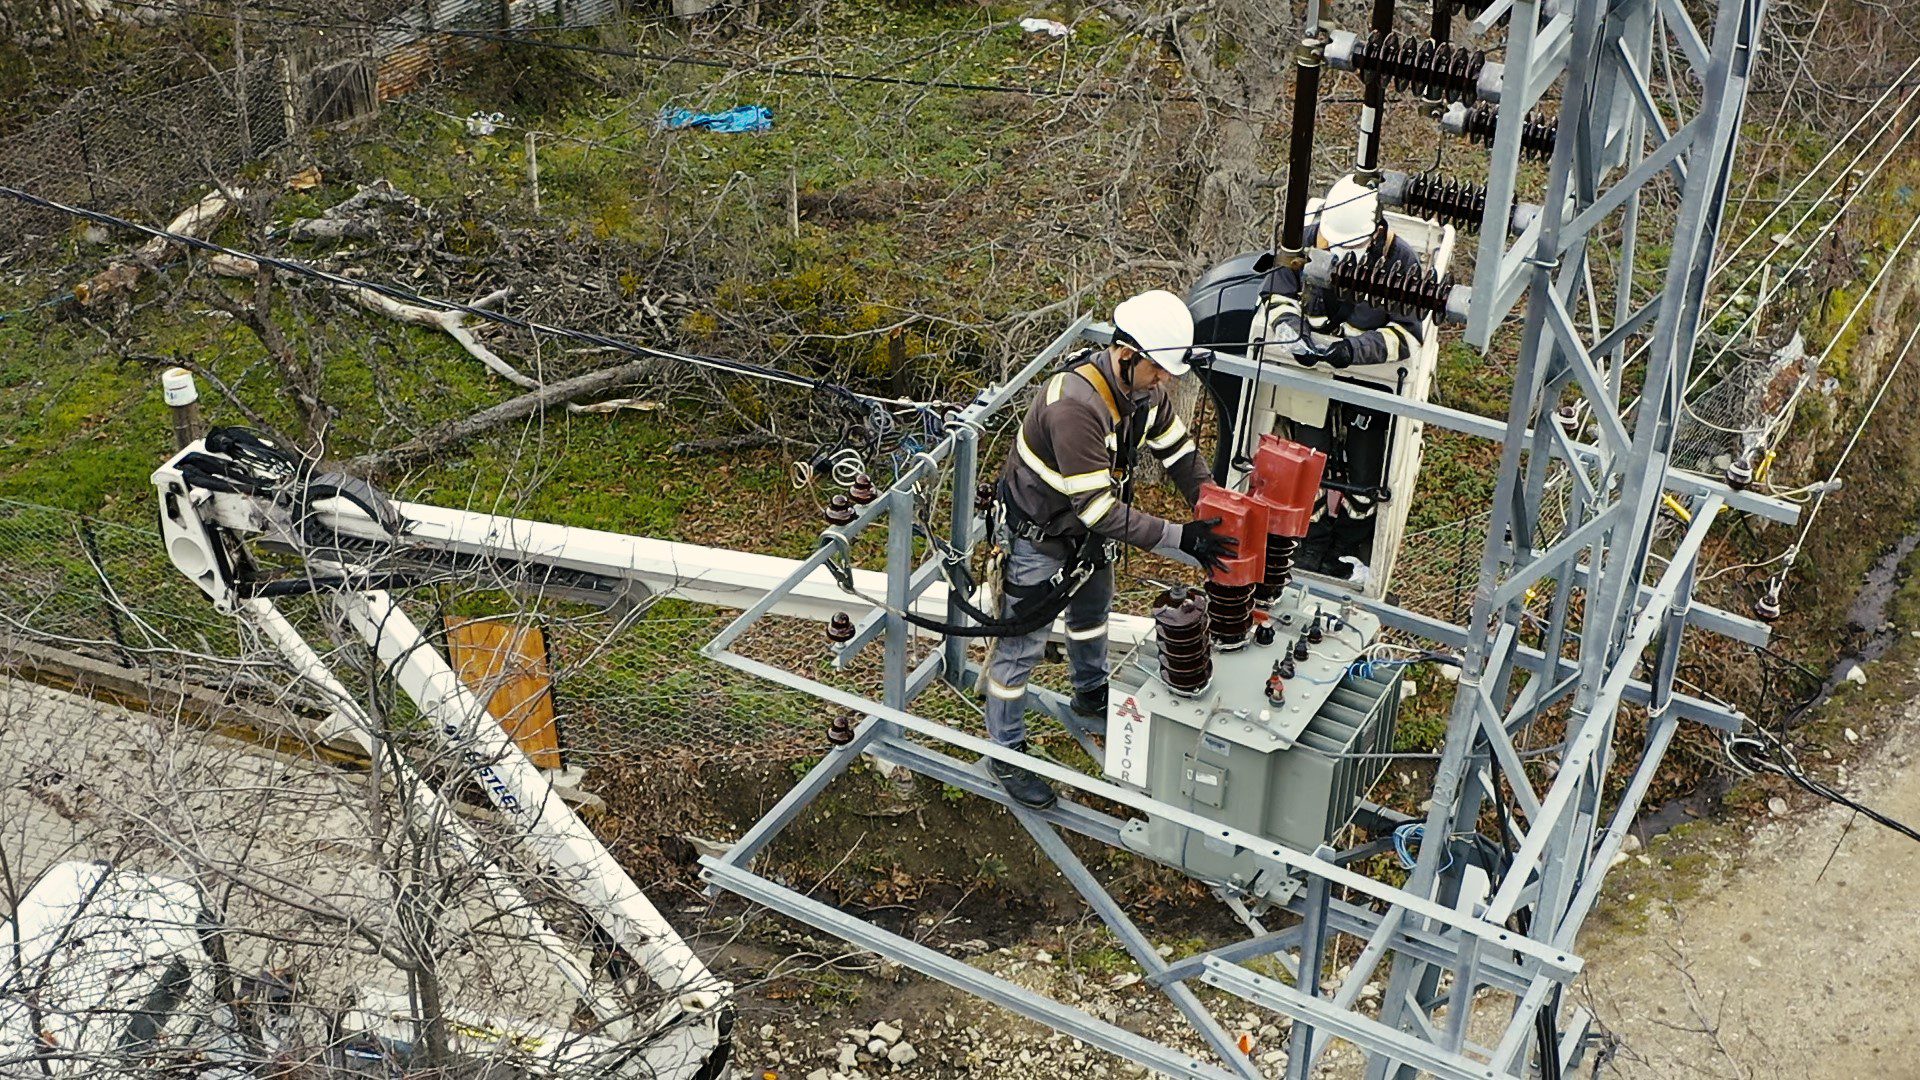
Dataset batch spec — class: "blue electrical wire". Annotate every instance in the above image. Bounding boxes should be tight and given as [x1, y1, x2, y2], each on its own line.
[1393, 823, 1453, 872]
[1347, 651, 1462, 681]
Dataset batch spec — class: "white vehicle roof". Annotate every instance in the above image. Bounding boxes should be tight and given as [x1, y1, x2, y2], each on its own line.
[1, 861, 212, 1075]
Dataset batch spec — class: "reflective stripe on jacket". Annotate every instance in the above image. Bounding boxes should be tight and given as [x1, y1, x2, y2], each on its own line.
[1000, 347, 1210, 551]
[1257, 229, 1428, 368]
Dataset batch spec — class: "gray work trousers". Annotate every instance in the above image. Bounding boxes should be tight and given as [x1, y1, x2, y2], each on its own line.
[983, 535, 1115, 747]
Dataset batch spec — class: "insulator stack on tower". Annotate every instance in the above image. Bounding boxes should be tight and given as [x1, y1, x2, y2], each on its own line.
[1194, 483, 1269, 650]
[1392, 172, 1489, 229]
[1325, 252, 1458, 321]
[1152, 586, 1214, 696]
[1249, 436, 1328, 607]
[1344, 32, 1488, 103]
[1446, 102, 1558, 161]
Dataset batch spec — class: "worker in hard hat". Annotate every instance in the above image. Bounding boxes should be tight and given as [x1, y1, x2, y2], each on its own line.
[1253, 174, 1427, 581]
[985, 289, 1238, 809]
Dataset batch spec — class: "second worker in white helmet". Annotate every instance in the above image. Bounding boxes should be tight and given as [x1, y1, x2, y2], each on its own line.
[985, 289, 1238, 810]
[1253, 174, 1429, 583]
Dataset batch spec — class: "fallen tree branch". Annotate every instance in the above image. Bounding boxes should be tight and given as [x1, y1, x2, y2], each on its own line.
[75, 189, 242, 306]
[282, 180, 426, 241]
[347, 358, 664, 472]
[333, 280, 659, 417]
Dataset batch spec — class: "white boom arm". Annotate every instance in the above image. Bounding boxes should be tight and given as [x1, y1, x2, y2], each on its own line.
[154, 449, 1151, 644]
[154, 446, 731, 1079]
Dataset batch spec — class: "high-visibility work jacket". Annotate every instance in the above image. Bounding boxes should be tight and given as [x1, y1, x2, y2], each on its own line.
[1257, 228, 1427, 371]
[999, 347, 1210, 552]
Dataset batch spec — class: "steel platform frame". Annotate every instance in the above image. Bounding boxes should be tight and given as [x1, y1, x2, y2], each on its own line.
[700, 0, 1790, 1075]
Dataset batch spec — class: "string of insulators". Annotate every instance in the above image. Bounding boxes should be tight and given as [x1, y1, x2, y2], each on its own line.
[1454, 102, 1558, 161]
[1399, 172, 1489, 230]
[1325, 252, 1458, 321]
[1349, 32, 1486, 103]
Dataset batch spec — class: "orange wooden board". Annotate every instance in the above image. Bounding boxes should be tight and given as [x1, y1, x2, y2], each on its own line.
[445, 616, 561, 770]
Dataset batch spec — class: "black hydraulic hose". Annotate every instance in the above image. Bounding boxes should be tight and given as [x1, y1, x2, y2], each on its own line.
[895, 558, 1091, 638]
[1536, 985, 1564, 1080]
[1204, 365, 1242, 484]
[878, 531, 1105, 638]
[898, 591, 1075, 638]
[242, 571, 421, 598]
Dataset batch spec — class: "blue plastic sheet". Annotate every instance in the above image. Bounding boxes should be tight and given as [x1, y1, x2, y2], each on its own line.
[659, 105, 773, 133]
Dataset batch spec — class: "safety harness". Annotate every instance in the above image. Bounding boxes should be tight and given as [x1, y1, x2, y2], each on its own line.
[957, 358, 1136, 637]
[831, 358, 1136, 640]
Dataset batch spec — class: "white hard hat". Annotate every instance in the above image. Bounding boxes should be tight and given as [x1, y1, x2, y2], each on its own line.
[1306, 174, 1379, 252]
[1111, 289, 1196, 376]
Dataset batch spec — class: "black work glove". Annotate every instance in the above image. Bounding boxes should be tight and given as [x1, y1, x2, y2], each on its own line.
[1290, 330, 1352, 368]
[1179, 517, 1239, 573]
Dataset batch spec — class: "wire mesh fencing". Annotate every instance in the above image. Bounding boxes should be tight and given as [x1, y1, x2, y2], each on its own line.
[0, 498, 245, 664]
[0, 60, 292, 253]
[0, 497, 850, 766]
[1675, 332, 1815, 475]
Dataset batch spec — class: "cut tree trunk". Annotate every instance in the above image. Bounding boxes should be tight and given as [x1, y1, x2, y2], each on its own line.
[75, 189, 243, 306]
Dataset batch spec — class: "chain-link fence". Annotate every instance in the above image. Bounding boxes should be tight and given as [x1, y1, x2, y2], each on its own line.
[0, 498, 245, 663]
[1675, 333, 1814, 475]
[0, 497, 833, 766]
[0, 59, 292, 252]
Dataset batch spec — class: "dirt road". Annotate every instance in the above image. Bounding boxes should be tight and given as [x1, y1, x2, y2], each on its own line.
[1577, 688, 1920, 1080]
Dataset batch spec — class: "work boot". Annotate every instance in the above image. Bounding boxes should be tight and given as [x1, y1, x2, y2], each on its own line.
[1069, 685, 1108, 721]
[990, 743, 1057, 810]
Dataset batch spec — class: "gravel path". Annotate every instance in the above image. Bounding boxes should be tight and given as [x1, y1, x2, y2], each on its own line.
[1577, 689, 1920, 1080]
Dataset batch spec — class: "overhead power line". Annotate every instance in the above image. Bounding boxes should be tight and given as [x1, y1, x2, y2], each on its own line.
[1711, 51, 1920, 279]
[1609, 49, 1920, 416]
[1776, 316, 1920, 580]
[0, 185, 939, 410]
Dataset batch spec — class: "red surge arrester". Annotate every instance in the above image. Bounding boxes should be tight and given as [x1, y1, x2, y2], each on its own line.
[1250, 434, 1328, 539]
[1194, 482, 1269, 587]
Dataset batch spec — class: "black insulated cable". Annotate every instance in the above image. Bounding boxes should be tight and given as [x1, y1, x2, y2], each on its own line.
[1356, 0, 1398, 176]
[1280, 30, 1326, 264]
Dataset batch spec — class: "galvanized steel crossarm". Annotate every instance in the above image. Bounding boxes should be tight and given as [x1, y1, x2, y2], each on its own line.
[1200, 959, 1519, 1080]
[1202, 351, 1801, 525]
[701, 858, 1245, 1080]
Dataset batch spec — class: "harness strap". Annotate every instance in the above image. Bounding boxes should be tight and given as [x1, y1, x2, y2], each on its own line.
[1072, 362, 1122, 426]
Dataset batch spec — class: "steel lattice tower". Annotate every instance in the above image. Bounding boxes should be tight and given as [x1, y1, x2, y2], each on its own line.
[690, 0, 1796, 1076]
[1362, 0, 1771, 1071]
